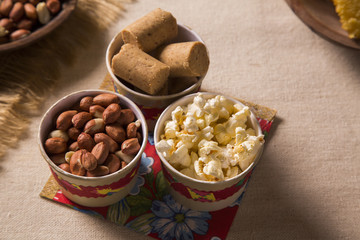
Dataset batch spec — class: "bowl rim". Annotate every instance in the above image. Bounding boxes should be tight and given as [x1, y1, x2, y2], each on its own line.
[154, 92, 264, 186]
[38, 89, 148, 181]
[0, 0, 77, 53]
[105, 23, 208, 101]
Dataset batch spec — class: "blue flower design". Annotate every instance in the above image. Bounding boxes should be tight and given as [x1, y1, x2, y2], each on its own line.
[130, 153, 154, 195]
[148, 132, 155, 145]
[150, 195, 211, 240]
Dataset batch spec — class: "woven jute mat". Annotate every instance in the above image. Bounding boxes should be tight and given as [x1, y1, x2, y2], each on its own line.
[0, 0, 131, 159]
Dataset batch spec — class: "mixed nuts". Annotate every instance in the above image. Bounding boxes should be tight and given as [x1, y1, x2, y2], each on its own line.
[44, 93, 143, 177]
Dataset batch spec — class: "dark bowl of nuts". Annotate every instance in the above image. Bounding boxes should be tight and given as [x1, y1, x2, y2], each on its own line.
[38, 90, 148, 207]
[0, 0, 77, 53]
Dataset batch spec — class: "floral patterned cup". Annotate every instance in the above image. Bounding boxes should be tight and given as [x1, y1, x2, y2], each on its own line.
[38, 90, 148, 207]
[154, 92, 264, 211]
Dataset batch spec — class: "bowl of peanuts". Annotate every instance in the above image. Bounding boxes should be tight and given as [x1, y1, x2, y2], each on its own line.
[154, 92, 265, 211]
[0, 0, 77, 53]
[38, 90, 148, 207]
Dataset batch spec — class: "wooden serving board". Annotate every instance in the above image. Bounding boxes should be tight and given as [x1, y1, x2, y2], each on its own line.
[285, 0, 360, 50]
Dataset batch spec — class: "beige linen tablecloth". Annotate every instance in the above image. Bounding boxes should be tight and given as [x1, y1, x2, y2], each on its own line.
[0, 0, 359, 239]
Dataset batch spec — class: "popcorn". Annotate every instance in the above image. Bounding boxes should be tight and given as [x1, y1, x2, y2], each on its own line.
[155, 93, 264, 182]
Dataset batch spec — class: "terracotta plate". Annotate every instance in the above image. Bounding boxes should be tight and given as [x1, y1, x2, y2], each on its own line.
[0, 0, 77, 53]
[285, 0, 360, 50]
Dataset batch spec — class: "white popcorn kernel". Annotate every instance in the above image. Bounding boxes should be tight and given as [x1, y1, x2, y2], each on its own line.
[214, 124, 231, 145]
[176, 131, 196, 149]
[172, 106, 184, 123]
[194, 93, 206, 107]
[203, 160, 224, 181]
[164, 120, 178, 138]
[180, 168, 196, 179]
[201, 126, 214, 141]
[169, 145, 191, 169]
[235, 127, 246, 144]
[196, 118, 206, 130]
[183, 115, 198, 133]
[219, 96, 234, 115]
[198, 140, 221, 157]
[218, 107, 230, 120]
[246, 128, 256, 136]
[194, 160, 207, 180]
[225, 166, 239, 179]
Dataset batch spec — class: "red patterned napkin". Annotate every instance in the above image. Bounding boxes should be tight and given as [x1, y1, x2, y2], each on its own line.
[40, 75, 277, 240]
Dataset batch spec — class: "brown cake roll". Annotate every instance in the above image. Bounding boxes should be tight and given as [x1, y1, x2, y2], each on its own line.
[121, 8, 178, 53]
[111, 43, 170, 95]
[155, 41, 209, 77]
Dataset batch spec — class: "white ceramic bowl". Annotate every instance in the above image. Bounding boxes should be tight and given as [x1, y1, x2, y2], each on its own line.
[106, 23, 209, 109]
[38, 90, 148, 207]
[154, 92, 264, 211]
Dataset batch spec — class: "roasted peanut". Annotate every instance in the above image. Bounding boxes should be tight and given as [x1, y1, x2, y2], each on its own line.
[86, 166, 110, 177]
[0, 18, 15, 31]
[56, 110, 77, 130]
[121, 161, 127, 169]
[77, 132, 95, 152]
[115, 150, 135, 164]
[121, 138, 140, 155]
[24, 3, 37, 20]
[89, 105, 105, 118]
[0, 0, 13, 17]
[45, 137, 67, 154]
[84, 118, 105, 135]
[105, 124, 126, 143]
[58, 163, 71, 173]
[126, 120, 141, 138]
[46, 0, 60, 14]
[103, 103, 121, 124]
[0, 26, 8, 37]
[49, 153, 66, 165]
[70, 150, 86, 176]
[36, 2, 50, 24]
[65, 151, 74, 163]
[48, 129, 69, 142]
[29, 0, 41, 5]
[94, 133, 119, 153]
[9, 2, 24, 22]
[79, 96, 93, 111]
[93, 93, 120, 107]
[104, 154, 121, 174]
[72, 112, 92, 129]
[117, 109, 135, 126]
[91, 141, 109, 165]
[16, 18, 33, 30]
[68, 141, 79, 151]
[80, 150, 97, 171]
[9, 28, 29, 40]
[67, 127, 81, 141]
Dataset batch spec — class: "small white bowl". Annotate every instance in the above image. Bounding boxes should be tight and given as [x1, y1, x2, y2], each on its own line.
[105, 23, 209, 109]
[154, 92, 264, 211]
[38, 90, 148, 207]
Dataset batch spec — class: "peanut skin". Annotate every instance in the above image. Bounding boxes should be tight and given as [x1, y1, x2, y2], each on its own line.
[56, 110, 77, 131]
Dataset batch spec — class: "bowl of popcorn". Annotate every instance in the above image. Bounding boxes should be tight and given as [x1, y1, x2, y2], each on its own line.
[38, 90, 148, 207]
[106, 8, 210, 109]
[154, 92, 264, 211]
